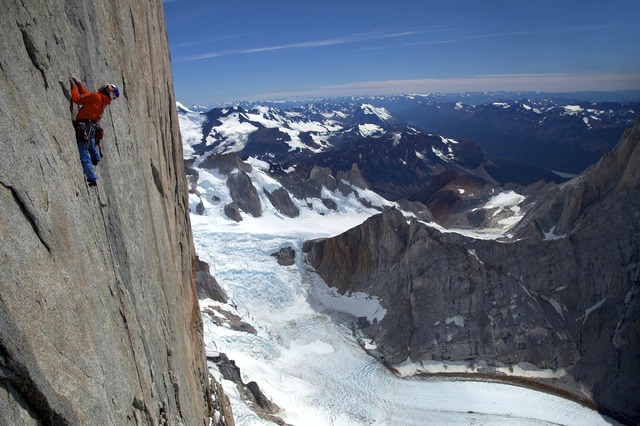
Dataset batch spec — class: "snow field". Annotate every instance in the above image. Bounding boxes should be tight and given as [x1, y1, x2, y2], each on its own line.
[193, 216, 616, 425]
[189, 158, 616, 425]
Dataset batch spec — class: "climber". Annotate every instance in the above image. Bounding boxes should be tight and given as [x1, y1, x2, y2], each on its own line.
[69, 77, 119, 186]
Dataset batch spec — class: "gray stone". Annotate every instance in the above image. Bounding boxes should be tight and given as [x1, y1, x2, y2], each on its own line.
[336, 163, 369, 190]
[304, 118, 640, 423]
[310, 166, 338, 191]
[203, 307, 257, 335]
[246, 381, 279, 415]
[224, 202, 243, 222]
[195, 200, 205, 215]
[201, 152, 252, 175]
[210, 354, 281, 420]
[271, 247, 296, 266]
[227, 172, 262, 217]
[394, 199, 434, 222]
[0, 0, 216, 424]
[195, 255, 228, 303]
[264, 187, 299, 218]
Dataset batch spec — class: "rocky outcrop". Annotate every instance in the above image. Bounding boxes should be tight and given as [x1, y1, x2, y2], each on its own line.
[264, 187, 299, 218]
[195, 255, 228, 303]
[310, 166, 338, 191]
[227, 172, 262, 217]
[193, 152, 384, 220]
[209, 354, 285, 424]
[224, 202, 243, 222]
[271, 247, 296, 266]
[200, 152, 252, 175]
[0, 1, 216, 424]
[336, 163, 369, 191]
[304, 118, 640, 423]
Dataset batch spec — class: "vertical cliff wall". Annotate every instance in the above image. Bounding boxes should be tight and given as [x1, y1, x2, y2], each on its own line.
[0, 1, 211, 424]
[304, 118, 640, 422]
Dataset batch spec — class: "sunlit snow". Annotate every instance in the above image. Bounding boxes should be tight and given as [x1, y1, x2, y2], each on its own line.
[177, 105, 205, 159]
[360, 103, 392, 121]
[357, 123, 383, 137]
[564, 105, 584, 114]
[483, 190, 525, 216]
[188, 162, 617, 425]
[212, 113, 258, 151]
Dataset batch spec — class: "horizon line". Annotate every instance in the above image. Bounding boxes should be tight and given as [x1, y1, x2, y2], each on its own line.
[179, 73, 640, 105]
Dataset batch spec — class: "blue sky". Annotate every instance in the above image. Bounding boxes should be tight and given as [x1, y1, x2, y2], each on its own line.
[163, 0, 640, 105]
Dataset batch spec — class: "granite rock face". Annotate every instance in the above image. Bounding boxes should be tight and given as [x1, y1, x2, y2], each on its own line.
[195, 255, 228, 303]
[264, 187, 299, 218]
[304, 118, 640, 423]
[0, 1, 214, 424]
[227, 171, 262, 218]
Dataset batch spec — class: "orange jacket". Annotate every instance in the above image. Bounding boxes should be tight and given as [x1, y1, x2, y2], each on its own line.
[71, 82, 111, 122]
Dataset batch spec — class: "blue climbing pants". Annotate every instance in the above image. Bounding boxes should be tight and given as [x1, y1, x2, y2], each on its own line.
[75, 122, 100, 181]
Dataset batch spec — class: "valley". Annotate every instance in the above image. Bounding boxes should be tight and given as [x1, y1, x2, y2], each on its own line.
[180, 96, 639, 424]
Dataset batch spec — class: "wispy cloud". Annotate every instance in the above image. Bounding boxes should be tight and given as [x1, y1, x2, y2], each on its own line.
[171, 33, 251, 49]
[174, 30, 419, 63]
[252, 73, 640, 100]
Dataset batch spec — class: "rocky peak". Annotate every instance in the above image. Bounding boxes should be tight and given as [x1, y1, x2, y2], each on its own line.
[514, 116, 640, 237]
[303, 118, 640, 423]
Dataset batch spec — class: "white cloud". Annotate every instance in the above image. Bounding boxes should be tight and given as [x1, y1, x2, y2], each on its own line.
[251, 73, 640, 100]
[174, 30, 419, 63]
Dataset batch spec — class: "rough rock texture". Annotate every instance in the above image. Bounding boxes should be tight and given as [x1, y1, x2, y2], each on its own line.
[200, 152, 252, 175]
[224, 202, 243, 222]
[195, 255, 228, 303]
[0, 1, 215, 424]
[209, 354, 283, 423]
[271, 247, 296, 266]
[264, 187, 299, 218]
[336, 163, 369, 190]
[227, 172, 262, 217]
[209, 376, 235, 426]
[310, 166, 338, 191]
[304, 118, 640, 423]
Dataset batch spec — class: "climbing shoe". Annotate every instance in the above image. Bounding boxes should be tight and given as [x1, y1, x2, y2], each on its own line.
[87, 179, 97, 187]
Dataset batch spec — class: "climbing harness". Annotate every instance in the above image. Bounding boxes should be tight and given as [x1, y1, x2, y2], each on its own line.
[74, 120, 98, 146]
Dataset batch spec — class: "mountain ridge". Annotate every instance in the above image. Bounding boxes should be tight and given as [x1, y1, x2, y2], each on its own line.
[303, 117, 640, 423]
[183, 90, 639, 423]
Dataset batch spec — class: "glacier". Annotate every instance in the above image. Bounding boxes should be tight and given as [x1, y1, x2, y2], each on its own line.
[191, 167, 619, 425]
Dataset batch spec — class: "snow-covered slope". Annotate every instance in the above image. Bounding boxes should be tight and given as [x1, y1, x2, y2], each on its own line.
[179, 102, 405, 163]
[188, 167, 616, 425]
[396, 97, 639, 173]
[184, 150, 618, 424]
[178, 100, 639, 425]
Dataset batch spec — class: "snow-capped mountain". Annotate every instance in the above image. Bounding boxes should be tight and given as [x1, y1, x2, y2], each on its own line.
[396, 97, 639, 173]
[181, 93, 638, 175]
[303, 117, 640, 425]
[181, 115, 639, 426]
[188, 159, 614, 424]
[178, 99, 565, 219]
[180, 102, 406, 164]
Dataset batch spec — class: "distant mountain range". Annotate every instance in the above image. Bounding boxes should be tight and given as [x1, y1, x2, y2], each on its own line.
[396, 97, 638, 174]
[180, 94, 640, 423]
[177, 86, 640, 424]
[189, 90, 640, 111]
[178, 93, 638, 211]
